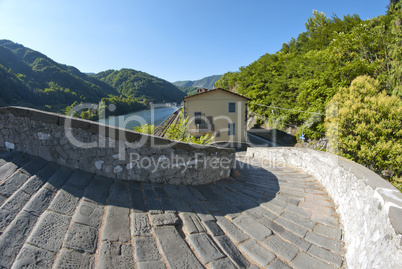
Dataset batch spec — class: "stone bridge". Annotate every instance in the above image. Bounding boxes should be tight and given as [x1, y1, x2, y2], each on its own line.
[0, 106, 401, 268]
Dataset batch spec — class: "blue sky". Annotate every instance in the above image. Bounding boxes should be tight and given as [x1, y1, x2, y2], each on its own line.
[0, 0, 389, 82]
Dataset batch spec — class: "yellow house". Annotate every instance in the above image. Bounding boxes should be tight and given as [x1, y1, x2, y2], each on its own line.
[183, 88, 249, 145]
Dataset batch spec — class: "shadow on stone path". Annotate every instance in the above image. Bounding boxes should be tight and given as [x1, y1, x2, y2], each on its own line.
[0, 150, 344, 268]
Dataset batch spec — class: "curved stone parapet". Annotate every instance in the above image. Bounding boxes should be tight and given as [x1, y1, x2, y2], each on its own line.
[246, 147, 402, 268]
[0, 106, 235, 185]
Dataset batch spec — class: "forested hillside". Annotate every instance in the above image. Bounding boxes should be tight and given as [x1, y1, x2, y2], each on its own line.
[0, 40, 184, 116]
[94, 69, 185, 103]
[0, 40, 117, 111]
[173, 75, 222, 95]
[216, 1, 402, 190]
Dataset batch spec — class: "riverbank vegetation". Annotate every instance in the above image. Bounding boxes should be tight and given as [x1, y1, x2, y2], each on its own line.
[134, 114, 214, 145]
[216, 1, 402, 190]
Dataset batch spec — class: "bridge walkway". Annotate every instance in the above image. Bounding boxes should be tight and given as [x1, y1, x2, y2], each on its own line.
[0, 150, 344, 268]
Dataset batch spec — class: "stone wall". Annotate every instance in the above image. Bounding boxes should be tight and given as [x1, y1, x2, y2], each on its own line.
[246, 147, 402, 268]
[0, 106, 235, 185]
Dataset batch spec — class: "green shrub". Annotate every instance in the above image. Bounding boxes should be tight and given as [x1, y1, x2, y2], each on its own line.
[133, 124, 155, 135]
[326, 76, 402, 191]
[166, 115, 213, 145]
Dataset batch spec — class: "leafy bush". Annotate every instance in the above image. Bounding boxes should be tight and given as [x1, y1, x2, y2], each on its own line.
[165, 115, 213, 145]
[133, 124, 155, 135]
[326, 76, 402, 191]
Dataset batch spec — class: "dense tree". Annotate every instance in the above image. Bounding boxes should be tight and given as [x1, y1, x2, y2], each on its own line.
[326, 76, 402, 190]
[215, 3, 402, 189]
[215, 5, 401, 138]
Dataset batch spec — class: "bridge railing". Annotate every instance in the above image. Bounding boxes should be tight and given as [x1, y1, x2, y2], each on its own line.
[246, 147, 402, 268]
[0, 106, 235, 185]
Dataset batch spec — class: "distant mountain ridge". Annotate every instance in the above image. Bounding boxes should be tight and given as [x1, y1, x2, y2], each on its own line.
[0, 39, 184, 113]
[93, 69, 185, 103]
[173, 75, 222, 96]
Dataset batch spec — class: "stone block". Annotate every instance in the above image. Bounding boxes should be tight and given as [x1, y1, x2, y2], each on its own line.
[49, 187, 80, 216]
[53, 248, 95, 269]
[274, 217, 308, 238]
[233, 214, 272, 242]
[0, 171, 29, 198]
[108, 180, 130, 206]
[280, 230, 311, 251]
[23, 188, 55, 216]
[188, 233, 225, 264]
[132, 213, 152, 236]
[82, 175, 113, 205]
[305, 232, 342, 253]
[281, 211, 316, 230]
[292, 252, 334, 269]
[314, 223, 342, 240]
[180, 212, 206, 234]
[214, 235, 250, 268]
[0, 190, 31, 232]
[154, 226, 203, 269]
[72, 200, 104, 228]
[102, 205, 131, 242]
[63, 170, 93, 194]
[263, 235, 299, 262]
[0, 211, 38, 268]
[12, 244, 56, 269]
[137, 261, 166, 269]
[216, 215, 249, 244]
[209, 258, 237, 269]
[27, 211, 70, 252]
[258, 217, 286, 235]
[134, 237, 161, 262]
[130, 182, 147, 213]
[97, 241, 134, 269]
[150, 213, 180, 226]
[20, 175, 46, 196]
[203, 220, 224, 236]
[308, 244, 344, 267]
[43, 166, 73, 192]
[64, 223, 98, 253]
[239, 239, 276, 267]
[20, 157, 48, 176]
[0, 162, 19, 182]
[267, 259, 292, 269]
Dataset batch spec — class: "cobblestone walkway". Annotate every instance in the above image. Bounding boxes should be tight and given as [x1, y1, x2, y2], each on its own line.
[0, 151, 345, 268]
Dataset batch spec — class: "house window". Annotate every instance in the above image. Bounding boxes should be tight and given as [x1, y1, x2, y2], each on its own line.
[228, 123, 235, 136]
[194, 112, 202, 124]
[229, 102, 236, 113]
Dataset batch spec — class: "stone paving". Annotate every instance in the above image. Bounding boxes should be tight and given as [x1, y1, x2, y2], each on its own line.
[0, 150, 345, 268]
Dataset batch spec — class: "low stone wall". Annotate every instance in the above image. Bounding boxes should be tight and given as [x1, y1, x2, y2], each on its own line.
[246, 147, 402, 268]
[0, 106, 235, 185]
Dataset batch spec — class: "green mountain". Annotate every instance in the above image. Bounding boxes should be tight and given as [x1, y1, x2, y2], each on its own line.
[93, 69, 185, 103]
[0, 40, 184, 114]
[173, 75, 222, 95]
[0, 40, 117, 111]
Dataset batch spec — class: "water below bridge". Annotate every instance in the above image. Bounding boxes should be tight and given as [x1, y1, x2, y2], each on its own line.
[98, 106, 180, 130]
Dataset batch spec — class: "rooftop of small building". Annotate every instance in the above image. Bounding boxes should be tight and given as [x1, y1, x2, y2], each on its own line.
[183, 88, 250, 101]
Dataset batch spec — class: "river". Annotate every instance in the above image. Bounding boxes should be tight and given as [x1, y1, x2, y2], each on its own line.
[98, 106, 180, 130]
